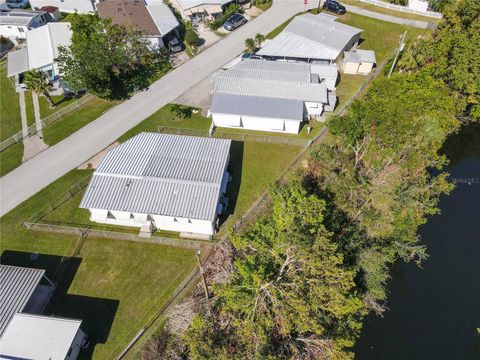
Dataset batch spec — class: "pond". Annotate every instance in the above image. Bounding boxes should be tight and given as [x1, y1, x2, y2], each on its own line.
[355, 124, 480, 359]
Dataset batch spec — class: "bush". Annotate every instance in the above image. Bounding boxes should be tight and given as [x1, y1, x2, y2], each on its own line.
[208, 4, 241, 30]
[184, 29, 199, 47]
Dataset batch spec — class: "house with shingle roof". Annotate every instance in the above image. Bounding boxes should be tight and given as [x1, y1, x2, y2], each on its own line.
[208, 59, 337, 134]
[257, 12, 363, 64]
[80, 133, 231, 238]
[96, 0, 179, 49]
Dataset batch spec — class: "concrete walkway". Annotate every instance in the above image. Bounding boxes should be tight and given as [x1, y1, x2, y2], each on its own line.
[0, 0, 316, 216]
[18, 91, 28, 138]
[22, 92, 49, 162]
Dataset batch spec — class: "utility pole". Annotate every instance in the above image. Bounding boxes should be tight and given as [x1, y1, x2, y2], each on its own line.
[388, 31, 407, 78]
[196, 249, 209, 301]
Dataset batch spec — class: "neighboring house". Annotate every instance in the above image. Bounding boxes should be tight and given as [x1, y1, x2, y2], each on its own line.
[40, 5, 63, 21]
[0, 10, 49, 39]
[29, 0, 100, 13]
[0, 314, 86, 360]
[343, 49, 376, 75]
[170, 0, 236, 21]
[80, 132, 232, 238]
[96, 0, 179, 49]
[208, 59, 337, 134]
[6, 22, 72, 82]
[257, 12, 362, 64]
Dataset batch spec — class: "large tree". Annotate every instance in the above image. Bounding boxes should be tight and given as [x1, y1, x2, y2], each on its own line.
[397, 0, 480, 121]
[184, 183, 365, 359]
[56, 14, 170, 99]
[308, 72, 459, 305]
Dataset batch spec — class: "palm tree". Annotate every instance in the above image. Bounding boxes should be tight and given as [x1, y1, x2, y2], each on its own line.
[24, 70, 55, 108]
[254, 33, 265, 49]
[245, 38, 256, 54]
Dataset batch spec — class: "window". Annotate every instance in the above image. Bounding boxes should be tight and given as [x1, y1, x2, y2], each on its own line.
[173, 218, 178, 222]
[18, 27, 24, 32]
[107, 211, 116, 219]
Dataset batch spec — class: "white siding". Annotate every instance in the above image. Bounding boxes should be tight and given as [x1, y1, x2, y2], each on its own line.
[212, 113, 301, 134]
[29, 0, 98, 13]
[0, 24, 27, 39]
[305, 102, 324, 117]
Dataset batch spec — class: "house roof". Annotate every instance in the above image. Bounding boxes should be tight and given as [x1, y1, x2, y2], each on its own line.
[145, 0, 179, 36]
[0, 265, 45, 336]
[80, 133, 231, 221]
[0, 313, 82, 360]
[212, 59, 328, 103]
[97, 0, 178, 37]
[257, 13, 362, 61]
[0, 10, 45, 26]
[210, 93, 304, 122]
[6, 46, 29, 77]
[310, 63, 338, 82]
[26, 22, 72, 70]
[175, 0, 230, 11]
[40, 6, 60, 13]
[344, 49, 376, 64]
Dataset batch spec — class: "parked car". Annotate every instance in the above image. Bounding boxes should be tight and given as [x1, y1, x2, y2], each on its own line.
[223, 13, 247, 31]
[323, 0, 346, 15]
[167, 37, 183, 53]
[5, 0, 30, 9]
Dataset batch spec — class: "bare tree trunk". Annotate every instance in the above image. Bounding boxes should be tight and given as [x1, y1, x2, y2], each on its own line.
[43, 92, 56, 108]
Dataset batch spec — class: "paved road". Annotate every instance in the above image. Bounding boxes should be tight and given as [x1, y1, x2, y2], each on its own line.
[344, 3, 433, 29]
[0, 0, 315, 216]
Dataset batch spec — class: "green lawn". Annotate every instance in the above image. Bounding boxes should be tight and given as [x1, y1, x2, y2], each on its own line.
[0, 142, 23, 177]
[340, 0, 441, 23]
[254, 1, 272, 12]
[43, 98, 116, 146]
[0, 169, 197, 360]
[0, 60, 21, 141]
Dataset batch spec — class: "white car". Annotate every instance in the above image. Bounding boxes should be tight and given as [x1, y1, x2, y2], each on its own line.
[5, 0, 30, 9]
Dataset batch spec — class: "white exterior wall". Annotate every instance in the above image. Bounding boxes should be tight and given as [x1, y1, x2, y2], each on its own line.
[408, 0, 428, 12]
[305, 102, 324, 118]
[343, 61, 374, 75]
[212, 113, 301, 134]
[66, 328, 86, 360]
[146, 36, 165, 49]
[170, 0, 223, 20]
[29, 0, 98, 13]
[89, 209, 215, 236]
[0, 14, 47, 39]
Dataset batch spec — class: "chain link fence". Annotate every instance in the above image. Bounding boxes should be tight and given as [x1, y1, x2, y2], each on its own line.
[157, 126, 311, 147]
[0, 94, 95, 152]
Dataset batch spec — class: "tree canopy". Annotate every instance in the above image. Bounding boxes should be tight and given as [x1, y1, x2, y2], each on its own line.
[56, 14, 170, 99]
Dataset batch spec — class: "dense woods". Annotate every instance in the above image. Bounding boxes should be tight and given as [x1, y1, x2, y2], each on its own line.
[144, 1, 478, 358]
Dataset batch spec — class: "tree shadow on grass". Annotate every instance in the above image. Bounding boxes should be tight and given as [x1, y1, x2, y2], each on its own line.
[0, 250, 119, 360]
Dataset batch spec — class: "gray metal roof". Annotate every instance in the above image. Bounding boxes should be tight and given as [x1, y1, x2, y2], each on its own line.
[6, 47, 29, 78]
[210, 93, 304, 121]
[0, 265, 45, 336]
[213, 59, 328, 103]
[80, 133, 231, 221]
[0, 11, 45, 26]
[146, 0, 179, 36]
[310, 63, 338, 81]
[257, 13, 362, 61]
[344, 49, 377, 64]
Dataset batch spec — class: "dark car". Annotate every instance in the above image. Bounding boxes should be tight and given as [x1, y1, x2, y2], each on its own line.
[323, 0, 346, 15]
[223, 13, 247, 31]
[167, 37, 183, 53]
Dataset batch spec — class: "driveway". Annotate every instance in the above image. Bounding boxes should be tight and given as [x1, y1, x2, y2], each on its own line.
[0, 0, 315, 216]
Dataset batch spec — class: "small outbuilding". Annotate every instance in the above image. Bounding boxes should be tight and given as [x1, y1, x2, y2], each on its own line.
[343, 49, 376, 75]
[80, 133, 232, 238]
[40, 5, 62, 21]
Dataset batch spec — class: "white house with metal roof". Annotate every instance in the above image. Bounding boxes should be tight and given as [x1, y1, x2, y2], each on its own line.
[29, 0, 101, 13]
[170, 0, 236, 20]
[0, 10, 49, 39]
[6, 22, 72, 81]
[257, 12, 362, 64]
[80, 133, 231, 238]
[208, 59, 337, 134]
[0, 313, 86, 360]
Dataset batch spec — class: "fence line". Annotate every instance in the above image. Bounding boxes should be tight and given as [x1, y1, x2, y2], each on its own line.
[0, 94, 95, 152]
[23, 222, 208, 249]
[157, 126, 310, 147]
[360, 0, 443, 18]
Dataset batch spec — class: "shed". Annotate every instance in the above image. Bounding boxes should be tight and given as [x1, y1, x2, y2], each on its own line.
[40, 6, 62, 21]
[343, 49, 376, 75]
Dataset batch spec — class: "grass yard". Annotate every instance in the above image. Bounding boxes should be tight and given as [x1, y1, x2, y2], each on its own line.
[0, 169, 197, 360]
[340, 0, 441, 23]
[0, 142, 23, 177]
[43, 97, 116, 146]
[254, 1, 272, 12]
[0, 60, 21, 141]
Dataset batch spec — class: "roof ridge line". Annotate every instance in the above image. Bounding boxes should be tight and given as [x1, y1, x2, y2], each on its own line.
[93, 172, 221, 187]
